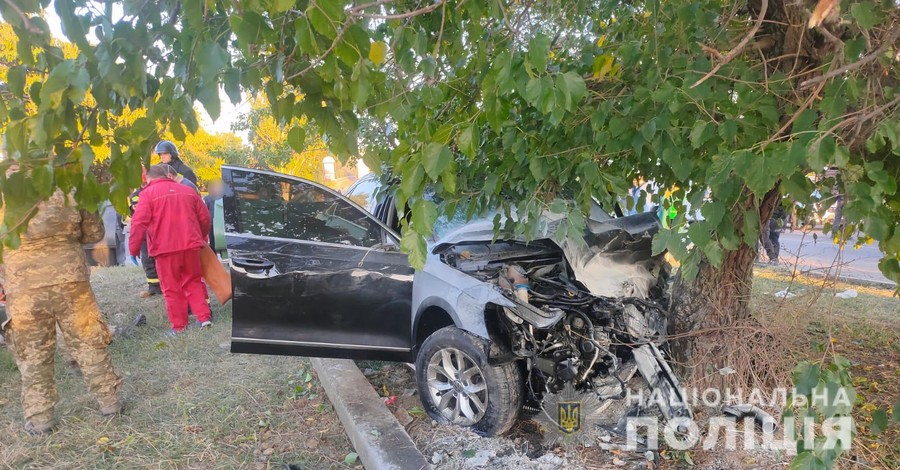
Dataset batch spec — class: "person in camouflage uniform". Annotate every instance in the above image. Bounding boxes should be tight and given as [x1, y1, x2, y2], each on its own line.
[1, 190, 123, 435]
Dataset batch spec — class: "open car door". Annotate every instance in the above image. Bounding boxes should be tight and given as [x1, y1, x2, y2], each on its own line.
[221, 166, 414, 362]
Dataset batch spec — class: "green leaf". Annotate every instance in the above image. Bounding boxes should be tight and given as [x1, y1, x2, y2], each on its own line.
[607, 116, 627, 138]
[871, 408, 889, 435]
[7, 66, 25, 97]
[529, 156, 546, 181]
[526, 34, 551, 71]
[197, 82, 221, 121]
[700, 201, 726, 226]
[441, 167, 457, 194]
[689, 121, 710, 149]
[131, 117, 156, 140]
[457, 124, 479, 158]
[307, 1, 344, 39]
[288, 126, 307, 153]
[850, 2, 880, 29]
[525, 77, 543, 108]
[294, 16, 316, 52]
[400, 164, 425, 199]
[223, 68, 242, 104]
[369, 41, 388, 66]
[651, 229, 671, 256]
[790, 453, 825, 470]
[893, 400, 900, 422]
[422, 143, 452, 179]
[556, 72, 586, 111]
[549, 199, 567, 214]
[812, 136, 835, 169]
[80, 145, 95, 175]
[343, 452, 359, 465]
[793, 362, 821, 396]
[197, 42, 229, 82]
[412, 198, 438, 236]
[400, 229, 427, 270]
[272, 0, 295, 13]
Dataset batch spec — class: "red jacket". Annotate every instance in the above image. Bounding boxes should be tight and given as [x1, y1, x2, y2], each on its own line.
[128, 178, 211, 257]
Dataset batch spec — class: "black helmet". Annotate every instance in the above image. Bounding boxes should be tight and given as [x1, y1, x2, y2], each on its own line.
[154, 140, 179, 158]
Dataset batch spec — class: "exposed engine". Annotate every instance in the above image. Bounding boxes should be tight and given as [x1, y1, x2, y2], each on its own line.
[440, 240, 691, 422]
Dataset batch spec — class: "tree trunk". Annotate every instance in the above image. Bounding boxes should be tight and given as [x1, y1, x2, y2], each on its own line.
[667, 187, 781, 388]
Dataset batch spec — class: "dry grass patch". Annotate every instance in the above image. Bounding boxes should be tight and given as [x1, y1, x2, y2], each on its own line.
[0, 266, 355, 469]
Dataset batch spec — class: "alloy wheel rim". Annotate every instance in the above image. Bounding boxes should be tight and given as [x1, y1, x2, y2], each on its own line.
[425, 347, 488, 425]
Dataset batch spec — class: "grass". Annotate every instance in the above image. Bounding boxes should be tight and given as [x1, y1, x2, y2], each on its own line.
[0, 266, 354, 469]
[752, 266, 900, 468]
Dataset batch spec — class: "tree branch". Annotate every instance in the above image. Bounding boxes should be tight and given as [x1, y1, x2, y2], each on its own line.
[0, 0, 42, 34]
[690, 0, 768, 89]
[799, 26, 900, 89]
[350, 0, 445, 20]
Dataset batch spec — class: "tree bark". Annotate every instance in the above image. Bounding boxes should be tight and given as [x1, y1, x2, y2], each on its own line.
[667, 186, 781, 387]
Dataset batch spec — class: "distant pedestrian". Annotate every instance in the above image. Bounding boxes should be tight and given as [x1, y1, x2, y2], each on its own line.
[763, 205, 786, 265]
[153, 140, 198, 186]
[128, 165, 213, 334]
[1, 190, 122, 435]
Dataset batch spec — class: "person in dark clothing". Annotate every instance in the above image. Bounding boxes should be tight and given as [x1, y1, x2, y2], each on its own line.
[154, 141, 198, 186]
[763, 205, 786, 264]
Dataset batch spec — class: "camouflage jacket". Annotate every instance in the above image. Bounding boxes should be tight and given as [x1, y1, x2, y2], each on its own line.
[2, 190, 104, 292]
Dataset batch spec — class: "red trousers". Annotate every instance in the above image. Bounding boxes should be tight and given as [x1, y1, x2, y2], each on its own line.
[155, 249, 211, 331]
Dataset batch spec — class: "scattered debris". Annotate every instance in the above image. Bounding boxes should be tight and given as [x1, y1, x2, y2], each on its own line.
[465, 449, 495, 467]
[835, 289, 858, 299]
[774, 289, 796, 299]
[717, 366, 736, 375]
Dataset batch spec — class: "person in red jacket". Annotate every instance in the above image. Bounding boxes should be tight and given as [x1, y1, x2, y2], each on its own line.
[128, 164, 213, 333]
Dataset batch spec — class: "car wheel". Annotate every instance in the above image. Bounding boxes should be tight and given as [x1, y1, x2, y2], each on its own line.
[415, 326, 522, 436]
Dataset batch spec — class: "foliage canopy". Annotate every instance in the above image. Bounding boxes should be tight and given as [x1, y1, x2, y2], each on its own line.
[0, 0, 897, 284]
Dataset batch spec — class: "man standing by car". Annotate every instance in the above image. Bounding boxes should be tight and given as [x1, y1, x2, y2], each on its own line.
[131, 164, 201, 298]
[153, 140, 198, 186]
[128, 165, 213, 334]
[1, 189, 122, 435]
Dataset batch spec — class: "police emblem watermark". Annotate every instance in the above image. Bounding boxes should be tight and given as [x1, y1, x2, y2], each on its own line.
[536, 384, 609, 446]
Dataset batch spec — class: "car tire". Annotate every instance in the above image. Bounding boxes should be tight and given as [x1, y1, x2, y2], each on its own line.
[415, 326, 523, 436]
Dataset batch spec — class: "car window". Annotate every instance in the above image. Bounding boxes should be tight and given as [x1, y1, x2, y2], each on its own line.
[230, 170, 386, 248]
[345, 176, 380, 214]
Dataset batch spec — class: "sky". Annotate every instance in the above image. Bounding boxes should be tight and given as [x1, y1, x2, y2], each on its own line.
[42, 1, 250, 140]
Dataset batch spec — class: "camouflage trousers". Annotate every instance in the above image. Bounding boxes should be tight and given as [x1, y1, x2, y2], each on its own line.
[3, 281, 122, 425]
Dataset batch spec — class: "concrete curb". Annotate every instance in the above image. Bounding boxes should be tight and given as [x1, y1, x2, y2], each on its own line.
[310, 358, 432, 470]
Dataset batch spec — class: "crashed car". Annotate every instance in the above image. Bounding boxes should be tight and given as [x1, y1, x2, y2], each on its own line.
[222, 167, 692, 436]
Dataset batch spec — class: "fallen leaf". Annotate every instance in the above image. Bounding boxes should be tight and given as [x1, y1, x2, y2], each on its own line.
[808, 0, 838, 29]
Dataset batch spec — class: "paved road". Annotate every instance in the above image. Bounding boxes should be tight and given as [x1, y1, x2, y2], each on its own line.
[776, 230, 895, 286]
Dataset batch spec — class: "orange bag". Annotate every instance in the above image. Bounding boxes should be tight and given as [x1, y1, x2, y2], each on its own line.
[200, 245, 232, 305]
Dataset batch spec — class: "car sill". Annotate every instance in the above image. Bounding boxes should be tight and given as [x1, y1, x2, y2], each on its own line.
[232, 337, 411, 352]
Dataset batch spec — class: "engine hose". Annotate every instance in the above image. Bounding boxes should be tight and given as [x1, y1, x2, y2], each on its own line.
[581, 344, 600, 382]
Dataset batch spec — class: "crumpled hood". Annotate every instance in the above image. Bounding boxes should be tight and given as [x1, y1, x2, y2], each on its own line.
[432, 211, 664, 299]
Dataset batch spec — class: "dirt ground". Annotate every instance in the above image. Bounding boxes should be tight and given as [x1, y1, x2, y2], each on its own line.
[0, 266, 356, 469]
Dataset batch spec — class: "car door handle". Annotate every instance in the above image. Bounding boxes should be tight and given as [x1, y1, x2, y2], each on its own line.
[232, 257, 275, 271]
